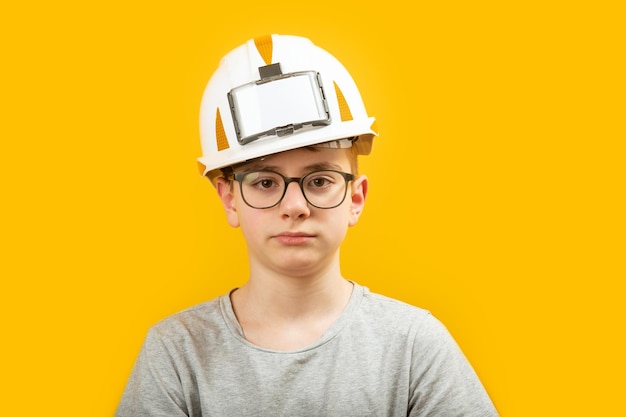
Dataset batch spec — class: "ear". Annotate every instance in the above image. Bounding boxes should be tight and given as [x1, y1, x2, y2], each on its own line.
[348, 174, 368, 227]
[216, 177, 240, 228]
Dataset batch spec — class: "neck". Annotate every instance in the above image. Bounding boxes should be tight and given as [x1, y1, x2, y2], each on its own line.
[229, 252, 355, 351]
[235, 262, 351, 320]
[230, 270, 354, 351]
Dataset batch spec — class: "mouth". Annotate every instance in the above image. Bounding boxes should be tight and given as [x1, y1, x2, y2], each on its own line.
[273, 231, 315, 245]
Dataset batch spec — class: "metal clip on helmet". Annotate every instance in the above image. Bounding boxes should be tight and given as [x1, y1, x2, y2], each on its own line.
[198, 34, 378, 185]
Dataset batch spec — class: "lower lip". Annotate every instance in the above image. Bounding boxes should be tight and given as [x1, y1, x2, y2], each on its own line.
[274, 235, 314, 245]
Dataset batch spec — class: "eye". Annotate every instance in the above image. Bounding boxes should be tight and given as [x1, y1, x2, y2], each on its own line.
[258, 178, 276, 189]
[243, 172, 282, 190]
[305, 171, 338, 189]
[310, 177, 332, 187]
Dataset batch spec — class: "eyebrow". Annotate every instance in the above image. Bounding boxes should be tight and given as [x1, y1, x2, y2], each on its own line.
[239, 161, 344, 173]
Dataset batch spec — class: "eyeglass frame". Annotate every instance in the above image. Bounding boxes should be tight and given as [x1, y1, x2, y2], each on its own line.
[232, 169, 355, 209]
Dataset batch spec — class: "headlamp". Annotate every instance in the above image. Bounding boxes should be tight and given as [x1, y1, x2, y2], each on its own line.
[228, 63, 331, 145]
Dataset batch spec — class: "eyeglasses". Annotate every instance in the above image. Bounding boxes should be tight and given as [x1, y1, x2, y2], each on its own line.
[233, 170, 355, 209]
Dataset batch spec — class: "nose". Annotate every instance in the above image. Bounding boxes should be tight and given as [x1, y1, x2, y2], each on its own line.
[279, 181, 310, 218]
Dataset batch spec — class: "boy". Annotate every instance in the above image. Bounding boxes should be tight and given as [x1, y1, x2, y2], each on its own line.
[116, 34, 499, 416]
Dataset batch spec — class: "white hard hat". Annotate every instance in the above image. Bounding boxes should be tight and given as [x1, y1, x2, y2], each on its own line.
[197, 34, 378, 184]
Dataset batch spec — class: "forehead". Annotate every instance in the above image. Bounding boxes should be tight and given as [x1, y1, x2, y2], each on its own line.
[236, 147, 352, 173]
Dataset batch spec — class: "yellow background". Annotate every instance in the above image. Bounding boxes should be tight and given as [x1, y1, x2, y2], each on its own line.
[1, 1, 624, 415]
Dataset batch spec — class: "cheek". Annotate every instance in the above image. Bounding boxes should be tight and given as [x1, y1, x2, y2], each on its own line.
[237, 207, 264, 237]
[327, 216, 350, 250]
[230, 192, 254, 227]
[325, 207, 353, 235]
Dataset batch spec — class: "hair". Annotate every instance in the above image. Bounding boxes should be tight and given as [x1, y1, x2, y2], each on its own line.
[219, 143, 359, 180]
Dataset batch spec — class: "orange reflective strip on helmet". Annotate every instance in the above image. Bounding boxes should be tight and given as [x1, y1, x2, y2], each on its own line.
[215, 108, 229, 151]
[333, 82, 353, 122]
[254, 35, 273, 66]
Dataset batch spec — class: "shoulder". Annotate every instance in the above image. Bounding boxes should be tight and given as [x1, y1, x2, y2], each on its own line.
[358, 285, 435, 327]
[353, 285, 451, 344]
[146, 295, 229, 347]
[360, 286, 428, 315]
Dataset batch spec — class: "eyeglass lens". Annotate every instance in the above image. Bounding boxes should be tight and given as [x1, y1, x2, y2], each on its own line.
[237, 170, 351, 209]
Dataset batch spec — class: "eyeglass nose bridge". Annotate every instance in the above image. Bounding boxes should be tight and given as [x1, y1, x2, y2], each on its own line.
[280, 176, 309, 201]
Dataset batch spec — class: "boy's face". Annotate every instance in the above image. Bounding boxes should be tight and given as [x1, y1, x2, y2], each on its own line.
[216, 146, 367, 277]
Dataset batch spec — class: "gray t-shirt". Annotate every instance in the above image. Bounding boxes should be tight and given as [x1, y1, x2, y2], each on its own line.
[116, 283, 498, 416]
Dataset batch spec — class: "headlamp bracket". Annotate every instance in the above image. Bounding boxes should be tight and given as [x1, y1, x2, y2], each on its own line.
[258, 63, 283, 80]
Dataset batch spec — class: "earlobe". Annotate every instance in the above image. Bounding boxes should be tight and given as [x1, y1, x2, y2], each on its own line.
[216, 178, 240, 228]
[349, 175, 368, 227]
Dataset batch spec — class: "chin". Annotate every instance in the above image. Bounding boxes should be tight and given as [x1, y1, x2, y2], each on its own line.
[274, 256, 330, 277]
